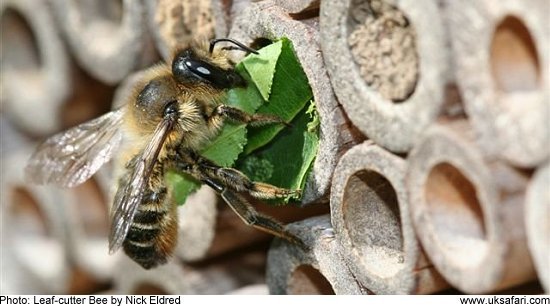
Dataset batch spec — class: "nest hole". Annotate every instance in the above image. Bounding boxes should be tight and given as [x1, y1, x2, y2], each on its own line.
[9, 186, 65, 278]
[342, 169, 405, 278]
[289, 265, 335, 295]
[490, 15, 540, 93]
[425, 162, 489, 268]
[133, 283, 170, 295]
[0, 8, 42, 72]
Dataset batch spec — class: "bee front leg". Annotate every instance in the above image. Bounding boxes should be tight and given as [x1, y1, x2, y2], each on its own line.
[202, 177, 306, 248]
[211, 105, 288, 127]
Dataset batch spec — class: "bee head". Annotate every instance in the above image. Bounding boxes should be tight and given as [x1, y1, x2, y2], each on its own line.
[171, 39, 257, 89]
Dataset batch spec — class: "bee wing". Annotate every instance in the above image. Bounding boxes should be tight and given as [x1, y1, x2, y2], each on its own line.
[108, 117, 174, 254]
[25, 109, 125, 188]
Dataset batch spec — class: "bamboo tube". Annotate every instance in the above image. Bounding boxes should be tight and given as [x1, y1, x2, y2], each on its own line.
[526, 163, 549, 293]
[229, 1, 364, 204]
[320, 0, 447, 153]
[0, 148, 71, 293]
[407, 121, 537, 293]
[445, 0, 549, 167]
[330, 142, 447, 294]
[51, 0, 156, 84]
[266, 215, 366, 295]
[0, 0, 70, 135]
[145, 0, 215, 62]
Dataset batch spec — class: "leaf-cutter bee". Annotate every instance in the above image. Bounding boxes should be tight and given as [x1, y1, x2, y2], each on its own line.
[25, 38, 304, 269]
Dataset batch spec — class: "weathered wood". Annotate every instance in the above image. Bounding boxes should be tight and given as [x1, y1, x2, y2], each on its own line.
[229, 1, 364, 204]
[526, 163, 549, 293]
[51, 0, 156, 84]
[407, 121, 537, 293]
[320, 0, 448, 153]
[0, 0, 70, 135]
[267, 215, 366, 294]
[330, 142, 447, 294]
[445, 0, 549, 167]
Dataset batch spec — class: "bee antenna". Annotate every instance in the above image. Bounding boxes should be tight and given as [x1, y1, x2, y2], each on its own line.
[209, 38, 259, 54]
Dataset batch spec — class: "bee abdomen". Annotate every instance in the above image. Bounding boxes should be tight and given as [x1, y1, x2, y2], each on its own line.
[123, 208, 177, 269]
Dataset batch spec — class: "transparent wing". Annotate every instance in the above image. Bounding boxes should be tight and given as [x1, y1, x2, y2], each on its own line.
[25, 109, 125, 188]
[108, 117, 174, 254]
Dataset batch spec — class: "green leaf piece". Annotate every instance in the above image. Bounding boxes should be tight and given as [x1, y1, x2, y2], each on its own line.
[226, 65, 264, 113]
[244, 38, 313, 154]
[237, 102, 319, 203]
[165, 171, 200, 205]
[242, 40, 283, 101]
[201, 123, 247, 167]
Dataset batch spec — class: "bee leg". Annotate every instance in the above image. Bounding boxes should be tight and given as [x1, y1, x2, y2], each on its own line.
[212, 105, 288, 127]
[174, 150, 300, 199]
[203, 178, 307, 248]
[197, 162, 300, 200]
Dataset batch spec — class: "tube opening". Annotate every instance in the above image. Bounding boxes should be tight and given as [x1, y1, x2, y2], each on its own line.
[9, 187, 65, 278]
[425, 162, 489, 267]
[133, 283, 169, 294]
[490, 15, 540, 93]
[343, 170, 404, 278]
[0, 8, 42, 73]
[250, 38, 273, 50]
[289, 264, 335, 294]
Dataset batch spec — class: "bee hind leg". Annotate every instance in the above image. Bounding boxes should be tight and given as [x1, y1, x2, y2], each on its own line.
[203, 178, 306, 248]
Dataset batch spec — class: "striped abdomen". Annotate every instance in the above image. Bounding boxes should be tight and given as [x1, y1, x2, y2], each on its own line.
[123, 188, 178, 269]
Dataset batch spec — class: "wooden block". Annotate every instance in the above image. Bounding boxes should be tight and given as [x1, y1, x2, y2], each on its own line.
[320, 0, 448, 153]
[407, 121, 537, 293]
[229, 1, 364, 204]
[526, 163, 550, 293]
[445, 0, 549, 167]
[0, 0, 71, 135]
[330, 142, 447, 294]
[266, 215, 366, 294]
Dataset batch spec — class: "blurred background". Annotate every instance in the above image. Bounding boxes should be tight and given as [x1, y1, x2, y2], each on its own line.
[0, 0, 548, 295]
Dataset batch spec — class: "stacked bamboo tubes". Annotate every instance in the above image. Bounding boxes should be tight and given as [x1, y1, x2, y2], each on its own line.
[1, 0, 548, 295]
